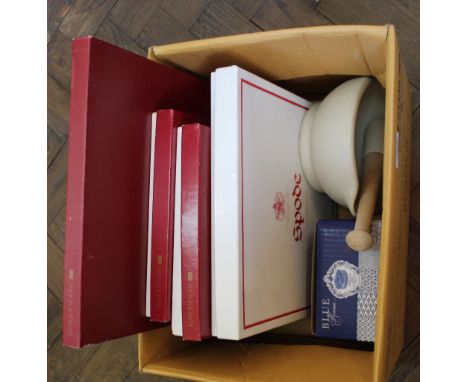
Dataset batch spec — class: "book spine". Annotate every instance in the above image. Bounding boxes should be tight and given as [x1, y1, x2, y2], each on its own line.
[146, 113, 157, 317]
[150, 111, 176, 322]
[171, 127, 183, 336]
[63, 37, 91, 348]
[181, 124, 211, 341]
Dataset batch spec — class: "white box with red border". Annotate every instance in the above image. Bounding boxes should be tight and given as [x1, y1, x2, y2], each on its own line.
[211, 65, 333, 340]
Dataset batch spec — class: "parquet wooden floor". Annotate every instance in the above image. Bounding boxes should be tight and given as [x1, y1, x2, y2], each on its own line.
[47, 1, 420, 380]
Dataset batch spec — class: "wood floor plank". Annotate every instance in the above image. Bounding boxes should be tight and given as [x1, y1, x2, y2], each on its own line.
[407, 219, 420, 293]
[411, 106, 420, 190]
[48, 335, 100, 381]
[48, 30, 73, 92]
[411, 85, 420, 111]
[137, 7, 197, 48]
[109, 0, 162, 39]
[48, 289, 62, 350]
[160, 0, 210, 29]
[49, 205, 66, 251]
[59, 0, 118, 38]
[191, 0, 260, 39]
[410, 185, 419, 224]
[48, 143, 68, 225]
[404, 285, 419, 346]
[389, 336, 420, 382]
[389, 0, 419, 23]
[48, 124, 65, 168]
[251, 0, 331, 30]
[402, 364, 420, 382]
[96, 18, 147, 57]
[226, 0, 264, 19]
[48, 235, 64, 301]
[48, 0, 72, 43]
[73, 336, 138, 382]
[317, 0, 420, 88]
[48, 74, 70, 140]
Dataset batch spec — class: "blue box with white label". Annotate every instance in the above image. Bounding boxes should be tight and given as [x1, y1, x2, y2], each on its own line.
[315, 220, 381, 342]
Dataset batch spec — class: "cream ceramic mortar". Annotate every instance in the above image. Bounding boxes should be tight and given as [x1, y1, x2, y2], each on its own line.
[299, 77, 385, 250]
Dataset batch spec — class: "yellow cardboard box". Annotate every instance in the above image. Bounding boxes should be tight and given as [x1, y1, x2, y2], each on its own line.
[139, 25, 412, 382]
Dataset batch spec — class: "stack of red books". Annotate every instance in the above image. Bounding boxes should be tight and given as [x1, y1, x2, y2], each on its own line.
[63, 37, 212, 347]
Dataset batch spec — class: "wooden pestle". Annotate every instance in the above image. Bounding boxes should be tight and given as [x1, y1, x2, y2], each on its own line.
[345, 151, 383, 251]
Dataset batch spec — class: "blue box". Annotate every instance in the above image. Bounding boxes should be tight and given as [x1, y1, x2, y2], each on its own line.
[315, 220, 381, 342]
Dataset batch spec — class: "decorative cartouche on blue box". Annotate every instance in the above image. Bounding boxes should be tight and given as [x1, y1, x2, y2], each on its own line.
[315, 220, 381, 342]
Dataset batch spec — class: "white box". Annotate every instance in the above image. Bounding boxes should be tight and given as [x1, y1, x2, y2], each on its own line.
[212, 66, 333, 340]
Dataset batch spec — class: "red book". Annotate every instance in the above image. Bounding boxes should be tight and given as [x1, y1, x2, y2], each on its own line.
[148, 110, 208, 322]
[180, 124, 212, 341]
[63, 37, 210, 348]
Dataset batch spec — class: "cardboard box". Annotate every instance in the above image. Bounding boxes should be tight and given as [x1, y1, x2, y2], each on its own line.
[139, 25, 412, 382]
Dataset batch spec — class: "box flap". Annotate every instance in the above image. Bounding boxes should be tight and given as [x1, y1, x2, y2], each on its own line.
[150, 25, 389, 86]
[140, 328, 373, 382]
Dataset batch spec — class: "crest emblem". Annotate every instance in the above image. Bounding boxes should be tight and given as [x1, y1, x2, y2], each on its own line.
[323, 260, 360, 299]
